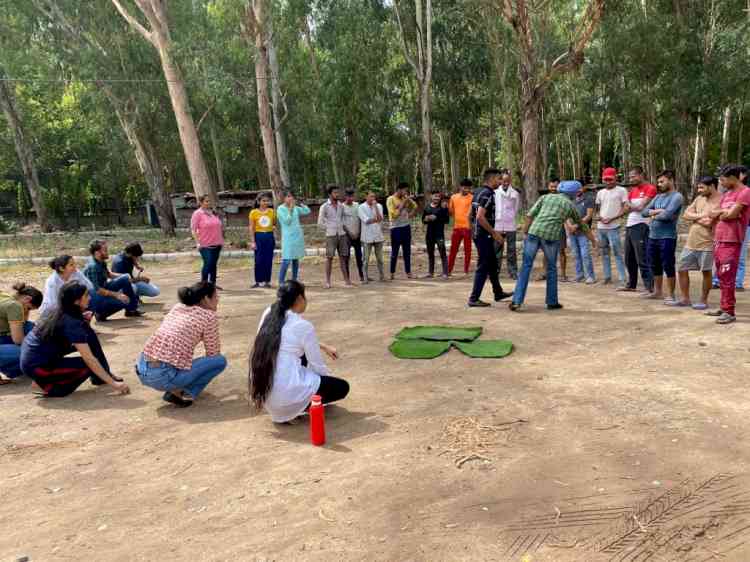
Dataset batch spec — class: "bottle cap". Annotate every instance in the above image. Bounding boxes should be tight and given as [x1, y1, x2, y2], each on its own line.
[311, 394, 322, 404]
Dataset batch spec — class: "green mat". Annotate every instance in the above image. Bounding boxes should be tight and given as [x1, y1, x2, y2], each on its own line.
[395, 325, 482, 342]
[453, 340, 514, 358]
[389, 339, 453, 359]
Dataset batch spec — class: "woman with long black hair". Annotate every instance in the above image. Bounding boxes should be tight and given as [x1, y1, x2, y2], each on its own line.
[20, 281, 129, 398]
[250, 280, 349, 423]
[0, 282, 43, 381]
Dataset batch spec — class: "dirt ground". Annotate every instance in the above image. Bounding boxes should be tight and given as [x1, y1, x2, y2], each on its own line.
[2, 251, 750, 562]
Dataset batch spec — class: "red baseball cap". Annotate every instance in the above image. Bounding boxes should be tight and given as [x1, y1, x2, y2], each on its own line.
[602, 167, 617, 180]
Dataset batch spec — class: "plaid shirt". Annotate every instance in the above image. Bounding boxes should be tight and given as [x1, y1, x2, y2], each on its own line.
[528, 194, 586, 241]
[82, 258, 109, 291]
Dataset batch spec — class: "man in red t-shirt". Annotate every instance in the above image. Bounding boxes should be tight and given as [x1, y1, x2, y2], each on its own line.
[622, 166, 657, 292]
[708, 164, 750, 324]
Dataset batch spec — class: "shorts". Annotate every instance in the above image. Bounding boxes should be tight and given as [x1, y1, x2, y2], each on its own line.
[678, 248, 713, 272]
[326, 235, 350, 258]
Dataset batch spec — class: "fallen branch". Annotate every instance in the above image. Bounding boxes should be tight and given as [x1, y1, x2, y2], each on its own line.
[455, 453, 490, 468]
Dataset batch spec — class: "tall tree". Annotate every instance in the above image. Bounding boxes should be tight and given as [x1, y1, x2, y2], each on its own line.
[244, 0, 283, 200]
[110, 0, 217, 204]
[498, 0, 606, 201]
[0, 67, 51, 231]
[395, 0, 434, 193]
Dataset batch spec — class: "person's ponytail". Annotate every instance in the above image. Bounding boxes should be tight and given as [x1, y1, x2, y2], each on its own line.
[249, 280, 306, 408]
[178, 282, 215, 306]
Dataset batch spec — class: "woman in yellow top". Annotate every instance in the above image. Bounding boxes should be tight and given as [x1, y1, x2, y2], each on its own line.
[249, 192, 277, 288]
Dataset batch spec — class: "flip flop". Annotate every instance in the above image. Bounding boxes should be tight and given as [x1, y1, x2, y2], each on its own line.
[692, 303, 708, 310]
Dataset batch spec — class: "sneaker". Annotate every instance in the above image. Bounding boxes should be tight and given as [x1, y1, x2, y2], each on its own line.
[468, 300, 491, 308]
[251, 283, 261, 288]
[705, 309, 725, 317]
[263, 283, 272, 288]
[574, 277, 585, 283]
[494, 291, 514, 302]
[585, 278, 597, 285]
[547, 303, 564, 310]
[422, 273, 434, 279]
[125, 310, 145, 318]
[508, 302, 522, 312]
[716, 312, 737, 324]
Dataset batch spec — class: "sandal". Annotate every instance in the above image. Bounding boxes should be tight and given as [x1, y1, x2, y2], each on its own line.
[163, 391, 193, 408]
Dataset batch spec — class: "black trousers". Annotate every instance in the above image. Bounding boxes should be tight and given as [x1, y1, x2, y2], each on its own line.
[625, 223, 653, 290]
[470, 236, 504, 302]
[317, 375, 350, 405]
[348, 235, 364, 280]
[426, 235, 448, 275]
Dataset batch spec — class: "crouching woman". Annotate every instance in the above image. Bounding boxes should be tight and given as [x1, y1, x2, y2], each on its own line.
[250, 280, 349, 423]
[136, 282, 226, 407]
[20, 281, 129, 397]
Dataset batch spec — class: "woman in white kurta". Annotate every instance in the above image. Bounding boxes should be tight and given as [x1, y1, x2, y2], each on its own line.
[250, 280, 349, 422]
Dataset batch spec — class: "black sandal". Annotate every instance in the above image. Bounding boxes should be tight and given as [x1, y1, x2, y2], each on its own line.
[163, 392, 193, 408]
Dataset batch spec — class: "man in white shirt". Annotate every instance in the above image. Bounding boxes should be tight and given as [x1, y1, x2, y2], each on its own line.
[494, 171, 520, 279]
[317, 185, 351, 288]
[357, 192, 386, 282]
[342, 189, 364, 282]
[595, 167, 629, 287]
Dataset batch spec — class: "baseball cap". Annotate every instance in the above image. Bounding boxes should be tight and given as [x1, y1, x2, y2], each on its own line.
[602, 167, 617, 180]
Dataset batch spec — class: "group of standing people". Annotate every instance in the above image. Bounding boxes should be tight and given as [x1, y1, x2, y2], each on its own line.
[465, 164, 750, 325]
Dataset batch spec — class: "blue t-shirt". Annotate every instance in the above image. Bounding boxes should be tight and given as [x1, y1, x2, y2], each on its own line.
[643, 191, 684, 239]
[20, 314, 90, 373]
[111, 253, 134, 276]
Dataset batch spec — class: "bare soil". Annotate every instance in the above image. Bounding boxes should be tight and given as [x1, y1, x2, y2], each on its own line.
[1, 253, 750, 562]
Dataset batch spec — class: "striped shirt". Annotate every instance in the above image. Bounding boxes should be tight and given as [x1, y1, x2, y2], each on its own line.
[143, 303, 221, 370]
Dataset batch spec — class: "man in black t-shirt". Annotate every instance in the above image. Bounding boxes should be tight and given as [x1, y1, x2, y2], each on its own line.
[468, 169, 514, 307]
[422, 190, 450, 277]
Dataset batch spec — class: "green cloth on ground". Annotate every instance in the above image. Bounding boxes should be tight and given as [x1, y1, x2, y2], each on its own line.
[395, 325, 482, 342]
[453, 340, 514, 358]
[389, 339, 452, 359]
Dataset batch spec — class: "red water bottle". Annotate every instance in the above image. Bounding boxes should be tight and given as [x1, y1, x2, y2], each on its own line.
[309, 394, 326, 446]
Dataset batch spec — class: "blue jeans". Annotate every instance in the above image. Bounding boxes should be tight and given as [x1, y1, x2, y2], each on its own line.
[279, 259, 300, 283]
[512, 235, 561, 306]
[89, 275, 138, 319]
[568, 233, 595, 281]
[0, 321, 33, 378]
[597, 227, 626, 283]
[199, 245, 222, 284]
[134, 281, 160, 298]
[736, 226, 750, 288]
[136, 353, 227, 399]
[254, 232, 275, 284]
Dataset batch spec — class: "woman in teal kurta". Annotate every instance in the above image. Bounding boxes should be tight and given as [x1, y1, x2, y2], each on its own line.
[277, 191, 311, 283]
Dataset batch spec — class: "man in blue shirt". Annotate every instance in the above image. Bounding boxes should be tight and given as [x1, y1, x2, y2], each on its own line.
[641, 170, 684, 303]
[83, 240, 143, 322]
[111, 242, 161, 299]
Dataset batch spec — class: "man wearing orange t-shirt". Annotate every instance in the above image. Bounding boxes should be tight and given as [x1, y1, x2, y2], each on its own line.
[448, 178, 474, 275]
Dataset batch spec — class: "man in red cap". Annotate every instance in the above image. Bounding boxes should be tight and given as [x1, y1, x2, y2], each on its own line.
[595, 168, 629, 288]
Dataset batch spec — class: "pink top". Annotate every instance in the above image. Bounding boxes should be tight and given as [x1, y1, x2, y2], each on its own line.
[715, 186, 750, 244]
[143, 303, 221, 370]
[191, 208, 224, 247]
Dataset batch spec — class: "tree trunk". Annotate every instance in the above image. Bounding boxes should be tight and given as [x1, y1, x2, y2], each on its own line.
[738, 102, 745, 163]
[246, 0, 283, 200]
[521, 96, 543, 200]
[438, 130, 449, 189]
[540, 106, 549, 181]
[267, 15, 290, 189]
[466, 140, 473, 179]
[691, 114, 704, 192]
[619, 121, 631, 177]
[418, 74, 432, 194]
[720, 105, 732, 164]
[330, 146, 341, 186]
[0, 74, 51, 232]
[448, 136, 460, 189]
[210, 119, 225, 193]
